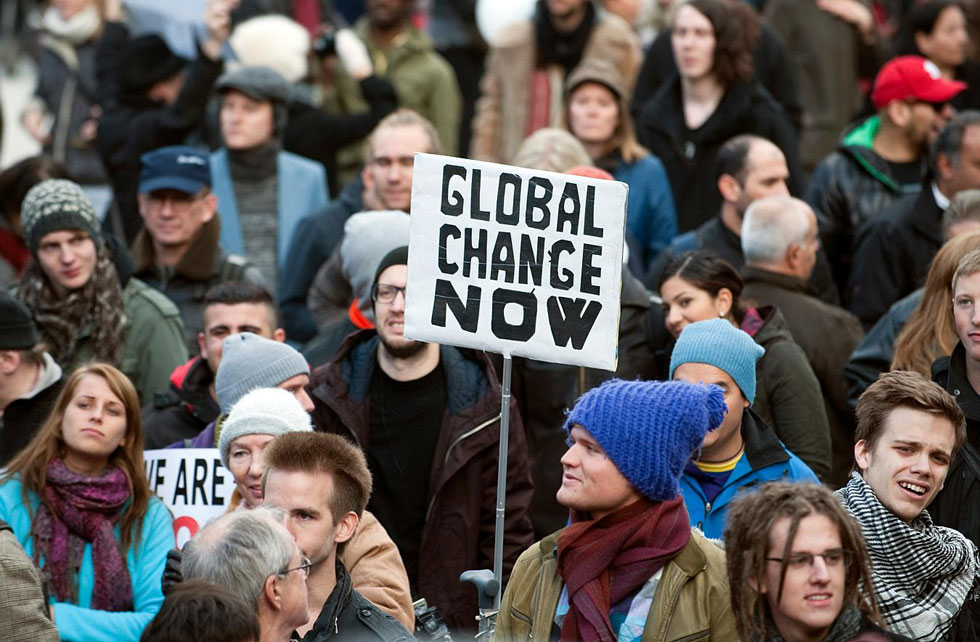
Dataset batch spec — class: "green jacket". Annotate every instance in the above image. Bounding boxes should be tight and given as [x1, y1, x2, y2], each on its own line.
[330, 20, 461, 170]
[494, 529, 736, 642]
[68, 277, 187, 405]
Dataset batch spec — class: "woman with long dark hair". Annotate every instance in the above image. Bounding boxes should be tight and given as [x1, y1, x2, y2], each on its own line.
[658, 250, 831, 480]
[635, 0, 801, 233]
[0, 363, 173, 641]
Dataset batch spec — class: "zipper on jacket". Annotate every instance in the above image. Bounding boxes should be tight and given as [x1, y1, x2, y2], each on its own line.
[424, 413, 502, 522]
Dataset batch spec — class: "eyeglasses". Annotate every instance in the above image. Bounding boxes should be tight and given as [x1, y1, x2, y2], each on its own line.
[371, 283, 407, 304]
[766, 549, 854, 570]
[907, 98, 950, 113]
[279, 557, 313, 579]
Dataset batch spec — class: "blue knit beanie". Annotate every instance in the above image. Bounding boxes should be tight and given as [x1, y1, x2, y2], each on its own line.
[668, 318, 765, 403]
[563, 379, 727, 502]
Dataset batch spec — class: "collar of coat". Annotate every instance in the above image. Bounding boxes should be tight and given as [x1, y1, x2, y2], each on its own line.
[130, 215, 221, 281]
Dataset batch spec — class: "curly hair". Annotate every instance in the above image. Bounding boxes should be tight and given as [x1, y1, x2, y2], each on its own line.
[678, 0, 759, 87]
[725, 482, 881, 641]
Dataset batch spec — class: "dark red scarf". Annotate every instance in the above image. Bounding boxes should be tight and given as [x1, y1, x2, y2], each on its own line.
[31, 458, 134, 611]
[556, 497, 691, 642]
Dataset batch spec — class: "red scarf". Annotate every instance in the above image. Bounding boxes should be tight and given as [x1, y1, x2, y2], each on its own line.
[556, 497, 691, 642]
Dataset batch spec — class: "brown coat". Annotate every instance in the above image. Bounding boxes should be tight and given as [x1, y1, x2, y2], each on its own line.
[470, 12, 641, 164]
[310, 331, 535, 631]
[494, 529, 736, 642]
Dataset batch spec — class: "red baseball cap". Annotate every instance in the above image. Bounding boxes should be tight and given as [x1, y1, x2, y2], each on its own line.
[871, 55, 967, 109]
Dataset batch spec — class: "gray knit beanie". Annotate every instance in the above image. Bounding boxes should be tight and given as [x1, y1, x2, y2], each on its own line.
[218, 387, 313, 468]
[215, 332, 310, 413]
[340, 210, 411, 320]
[21, 179, 101, 254]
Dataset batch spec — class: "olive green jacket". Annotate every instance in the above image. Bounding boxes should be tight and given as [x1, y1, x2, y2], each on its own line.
[68, 277, 187, 405]
[494, 529, 736, 642]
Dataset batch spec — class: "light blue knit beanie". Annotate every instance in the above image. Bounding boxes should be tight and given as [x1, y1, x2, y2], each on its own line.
[563, 379, 727, 502]
[668, 318, 765, 404]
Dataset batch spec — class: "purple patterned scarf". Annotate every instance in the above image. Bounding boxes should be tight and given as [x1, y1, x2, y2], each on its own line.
[31, 458, 134, 611]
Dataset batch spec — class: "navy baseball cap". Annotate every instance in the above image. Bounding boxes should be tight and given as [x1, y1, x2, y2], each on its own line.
[139, 146, 212, 195]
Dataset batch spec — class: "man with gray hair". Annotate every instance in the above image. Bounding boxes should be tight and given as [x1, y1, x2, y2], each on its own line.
[182, 505, 310, 642]
[849, 110, 980, 328]
[741, 195, 864, 486]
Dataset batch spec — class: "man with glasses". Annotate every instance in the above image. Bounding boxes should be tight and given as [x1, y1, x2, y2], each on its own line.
[182, 505, 311, 642]
[262, 431, 414, 640]
[835, 371, 979, 641]
[725, 482, 910, 642]
[806, 55, 966, 299]
[310, 246, 535, 633]
[132, 145, 266, 352]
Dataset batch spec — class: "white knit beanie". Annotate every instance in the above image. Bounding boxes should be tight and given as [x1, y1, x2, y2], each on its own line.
[218, 388, 313, 469]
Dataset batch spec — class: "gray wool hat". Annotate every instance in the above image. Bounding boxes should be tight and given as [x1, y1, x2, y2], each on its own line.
[215, 332, 310, 413]
[216, 65, 291, 104]
[218, 387, 313, 469]
[21, 179, 101, 254]
[340, 210, 411, 321]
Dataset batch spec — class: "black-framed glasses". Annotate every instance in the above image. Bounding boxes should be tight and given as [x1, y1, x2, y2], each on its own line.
[766, 548, 854, 570]
[279, 556, 313, 579]
[372, 283, 407, 304]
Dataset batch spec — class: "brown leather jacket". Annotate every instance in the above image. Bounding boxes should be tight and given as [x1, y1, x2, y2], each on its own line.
[494, 529, 736, 642]
[310, 331, 535, 631]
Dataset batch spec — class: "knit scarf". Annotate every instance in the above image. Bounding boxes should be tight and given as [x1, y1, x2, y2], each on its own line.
[835, 472, 980, 642]
[534, 0, 596, 72]
[31, 458, 134, 611]
[754, 604, 863, 642]
[18, 242, 126, 367]
[556, 497, 691, 642]
[41, 4, 101, 46]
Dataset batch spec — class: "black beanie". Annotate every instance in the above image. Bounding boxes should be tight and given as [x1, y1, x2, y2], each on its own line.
[373, 246, 410, 287]
[0, 292, 40, 350]
[121, 35, 188, 95]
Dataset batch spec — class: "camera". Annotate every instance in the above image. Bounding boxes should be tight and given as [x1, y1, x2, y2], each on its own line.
[413, 598, 453, 642]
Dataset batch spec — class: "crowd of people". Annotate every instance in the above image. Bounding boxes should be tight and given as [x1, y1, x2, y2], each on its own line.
[3, 0, 980, 640]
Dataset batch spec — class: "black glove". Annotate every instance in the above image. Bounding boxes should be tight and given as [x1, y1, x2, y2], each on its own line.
[161, 548, 183, 595]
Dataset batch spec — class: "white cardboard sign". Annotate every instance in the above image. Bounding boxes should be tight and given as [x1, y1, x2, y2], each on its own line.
[144, 448, 236, 547]
[405, 153, 626, 370]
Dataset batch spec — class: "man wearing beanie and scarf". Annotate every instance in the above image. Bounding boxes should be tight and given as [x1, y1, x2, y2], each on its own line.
[0, 292, 63, 466]
[97, 0, 239, 244]
[310, 246, 534, 633]
[671, 318, 818, 539]
[211, 65, 329, 291]
[496, 378, 736, 641]
[15, 178, 187, 405]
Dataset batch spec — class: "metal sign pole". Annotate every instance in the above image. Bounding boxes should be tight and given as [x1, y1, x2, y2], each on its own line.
[493, 353, 513, 606]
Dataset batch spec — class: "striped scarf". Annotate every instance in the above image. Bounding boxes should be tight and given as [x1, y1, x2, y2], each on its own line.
[836, 472, 980, 642]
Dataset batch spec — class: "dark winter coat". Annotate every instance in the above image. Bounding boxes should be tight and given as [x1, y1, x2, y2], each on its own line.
[96, 22, 223, 244]
[301, 560, 415, 642]
[0, 369, 63, 466]
[746, 306, 832, 481]
[141, 357, 219, 450]
[742, 267, 863, 486]
[804, 116, 925, 296]
[635, 76, 802, 234]
[309, 331, 534, 631]
[848, 187, 943, 329]
[278, 177, 364, 343]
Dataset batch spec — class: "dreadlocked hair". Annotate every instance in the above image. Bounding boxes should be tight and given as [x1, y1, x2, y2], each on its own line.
[724, 482, 881, 641]
[17, 237, 126, 367]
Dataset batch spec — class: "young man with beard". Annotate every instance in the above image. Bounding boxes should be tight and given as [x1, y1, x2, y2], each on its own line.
[261, 431, 413, 641]
[495, 379, 736, 640]
[310, 246, 534, 633]
[836, 370, 980, 642]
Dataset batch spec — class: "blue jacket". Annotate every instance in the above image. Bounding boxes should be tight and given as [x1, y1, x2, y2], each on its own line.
[0, 476, 173, 642]
[681, 410, 818, 538]
[211, 148, 330, 269]
[612, 155, 678, 272]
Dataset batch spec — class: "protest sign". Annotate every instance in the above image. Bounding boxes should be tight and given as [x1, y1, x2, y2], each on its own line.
[404, 153, 627, 371]
[144, 448, 235, 547]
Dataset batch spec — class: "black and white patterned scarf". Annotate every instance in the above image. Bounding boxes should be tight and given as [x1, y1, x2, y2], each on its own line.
[836, 472, 980, 642]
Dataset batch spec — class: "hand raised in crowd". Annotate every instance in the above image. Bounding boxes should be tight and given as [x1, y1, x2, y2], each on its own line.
[816, 0, 876, 39]
[102, 0, 124, 22]
[202, 0, 240, 60]
[334, 29, 374, 81]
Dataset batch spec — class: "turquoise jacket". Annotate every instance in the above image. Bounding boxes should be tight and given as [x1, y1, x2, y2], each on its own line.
[211, 148, 330, 268]
[0, 477, 173, 642]
[680, 410, 819, 539]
